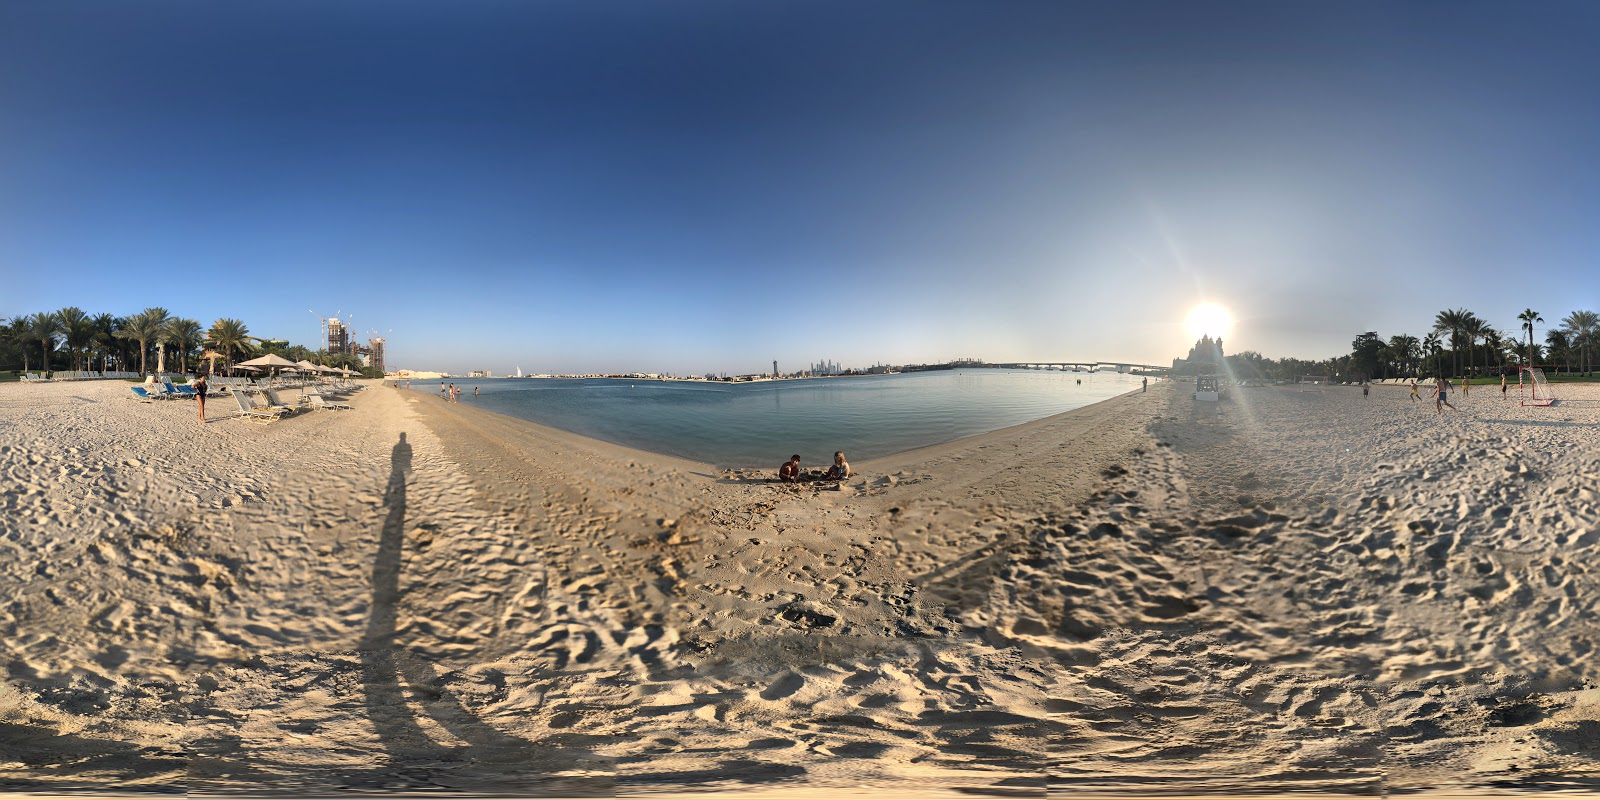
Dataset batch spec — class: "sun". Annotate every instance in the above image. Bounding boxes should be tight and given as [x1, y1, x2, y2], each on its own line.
[1186, 303, 1234, 341]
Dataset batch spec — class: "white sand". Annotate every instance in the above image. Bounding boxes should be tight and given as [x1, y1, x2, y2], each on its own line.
[1, 377, 1597, 795]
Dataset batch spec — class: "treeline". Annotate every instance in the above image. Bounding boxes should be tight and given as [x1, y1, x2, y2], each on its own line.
[1224, 307, 1598, 383]
[1, 307, 377, 377]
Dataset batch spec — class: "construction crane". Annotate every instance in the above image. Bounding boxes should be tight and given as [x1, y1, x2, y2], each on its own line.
[309, 309, 340, 352]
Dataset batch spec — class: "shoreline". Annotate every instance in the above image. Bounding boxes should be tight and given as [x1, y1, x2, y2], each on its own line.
[396, 379, 1149, 471]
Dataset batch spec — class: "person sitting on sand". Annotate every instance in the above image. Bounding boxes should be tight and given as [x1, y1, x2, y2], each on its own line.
[779, 455, 801, 483]
[1409, 379, 1419, 402]
[1434, 376, 1458, 414]
[825, 451, 851, 480]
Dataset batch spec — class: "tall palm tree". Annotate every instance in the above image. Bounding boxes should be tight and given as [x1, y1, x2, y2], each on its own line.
[1518, 308, 1543, 368]
[90, 313, 118, 372]
[1422, 333, 1442, 376]
[136, 307, 172, 374]
[205, 318, 256, 372]
[1461, 313, 1486, 382]
[115, 309, 167, 376]
[56, 307, 93, 371]
[1561, 310, 1598, 375]
[165, 317, 203, 375]
[1546, 330, 1573, 374]
[26, 312, 62, 373]
[1483, 328, 1505, 376]
[3, 317, 28, 372]
[1432, 308, 1472, 378]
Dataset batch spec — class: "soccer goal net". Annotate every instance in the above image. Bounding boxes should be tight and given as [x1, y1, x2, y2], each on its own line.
[1520, 367, 1556, 407]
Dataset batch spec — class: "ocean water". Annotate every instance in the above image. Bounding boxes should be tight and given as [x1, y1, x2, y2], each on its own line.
[418, 369, 1144, 467]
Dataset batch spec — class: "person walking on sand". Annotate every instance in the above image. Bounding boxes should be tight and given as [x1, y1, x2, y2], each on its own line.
[779, 454, 801, 483]
[1142, 377, 1148, 393]
[1434, 376, 1458, 413]
[193, 372, 208, 424]
[1409, 379, 1419, 402]
[1462, 376, 1470, 398]
[825, 451, 851, 480]
[1362, 382, 1369, 399]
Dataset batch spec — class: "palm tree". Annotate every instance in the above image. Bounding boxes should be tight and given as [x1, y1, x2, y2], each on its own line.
[136, 307, 172, 374]
[165, 317, 203, 376]
[115, 308, 168, 376]
[205, 318, 256, 372]
[1561, 310, 1598, 376]
[26, 312, 62, 374]
[90, 313, 118, 372]
[1483, 328, 1505, 377]
[1461, 313, 1486, 383]
[1433, 308, 1473, 378]
[1422, 333, 1442, 376]
[56, 307, 93, 371]
[1546, 330, 1573, 374]
[1518, 308, 1543, 369]
[1388, 334, 1420, 377]
[3, 317, 29, 373]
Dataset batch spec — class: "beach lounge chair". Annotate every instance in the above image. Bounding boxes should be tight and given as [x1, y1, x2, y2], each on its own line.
[129, 386, 158, 402]
[233, 391, 286, 423]
[163, 380, 197, 399]
[264, 388, 304, 410]
[306, 393, 351, 411]
[245, 389, 294, 415]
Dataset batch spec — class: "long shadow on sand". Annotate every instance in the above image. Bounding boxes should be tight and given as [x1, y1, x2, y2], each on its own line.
[354, 432, 610, 795]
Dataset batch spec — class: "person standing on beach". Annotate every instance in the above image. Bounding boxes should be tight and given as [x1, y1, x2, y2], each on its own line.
[1409, 379, 1419, 402]
[1142, 377, 1148, 393]
[193, 372, 208, 424]
[1362, 382, 1369, 399]
[1501, 374, 1508, 400]
[1434, 377, 1458, 413]
[1462, 377, 1469, 398]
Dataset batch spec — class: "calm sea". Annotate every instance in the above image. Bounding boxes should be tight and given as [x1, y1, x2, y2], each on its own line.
[416, 369, 1143, 467]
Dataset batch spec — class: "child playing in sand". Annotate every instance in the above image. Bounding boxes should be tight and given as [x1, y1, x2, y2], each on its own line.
[779, 455, 801, 483]
[1409, 379, 1419, 402]
[825, 451, 851, 480]
[1434, 377, 1458, 413]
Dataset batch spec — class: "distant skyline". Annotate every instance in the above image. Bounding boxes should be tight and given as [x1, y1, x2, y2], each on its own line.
[4, 1, 1599, 375]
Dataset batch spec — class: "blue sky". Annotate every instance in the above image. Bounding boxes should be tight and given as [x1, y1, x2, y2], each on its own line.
[3, 1, 1598, 374]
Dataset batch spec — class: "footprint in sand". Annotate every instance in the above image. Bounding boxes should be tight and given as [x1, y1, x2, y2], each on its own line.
[760, 672, 805, 701]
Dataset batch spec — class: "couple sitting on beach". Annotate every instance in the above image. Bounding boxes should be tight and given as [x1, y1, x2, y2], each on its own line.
[779, 452, 850, 483]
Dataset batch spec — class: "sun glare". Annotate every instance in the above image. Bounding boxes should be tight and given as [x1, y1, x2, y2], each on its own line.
[1186, 303, 1234, 341]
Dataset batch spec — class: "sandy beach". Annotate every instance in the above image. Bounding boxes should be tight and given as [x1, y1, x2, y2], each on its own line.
[2, 377, 1598, 795]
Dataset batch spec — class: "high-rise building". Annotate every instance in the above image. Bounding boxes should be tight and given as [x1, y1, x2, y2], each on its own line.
[369, 337, 385, 373]
[327, 317, 349, 354]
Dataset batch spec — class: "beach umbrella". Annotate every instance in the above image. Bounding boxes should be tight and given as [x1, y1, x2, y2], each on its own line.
[236, 353, 300, 378]
[238, 354, 300, 369]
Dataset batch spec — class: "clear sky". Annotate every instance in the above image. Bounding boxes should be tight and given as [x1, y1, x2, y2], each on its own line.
[3, 1, 1598, 375]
